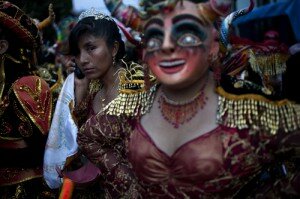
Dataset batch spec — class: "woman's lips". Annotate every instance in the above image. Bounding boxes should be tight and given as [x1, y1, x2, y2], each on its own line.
[159, 59, 185, 74]
[83, 68, 95, 74]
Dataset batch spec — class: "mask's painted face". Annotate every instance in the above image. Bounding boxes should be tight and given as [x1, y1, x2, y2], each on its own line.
[143, 1, 218, 89]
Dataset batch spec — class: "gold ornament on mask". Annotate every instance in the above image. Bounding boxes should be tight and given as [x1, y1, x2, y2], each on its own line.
[249, 49, 289, 76]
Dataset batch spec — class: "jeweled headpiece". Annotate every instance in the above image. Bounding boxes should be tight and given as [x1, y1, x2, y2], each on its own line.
[78, 7, 114, 22]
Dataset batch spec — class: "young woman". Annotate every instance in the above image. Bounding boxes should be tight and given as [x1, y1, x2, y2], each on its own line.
[77, 0, 300, 198]
[43, 9, 126, 196]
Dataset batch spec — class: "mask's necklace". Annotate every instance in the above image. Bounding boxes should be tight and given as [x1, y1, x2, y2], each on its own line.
[158, 78, 208, 128]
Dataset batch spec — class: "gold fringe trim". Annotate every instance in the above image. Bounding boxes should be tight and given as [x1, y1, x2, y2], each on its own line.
[216, 87, 300, 134]
[104, 62, 156, 116]
[249, 49, 289, 76]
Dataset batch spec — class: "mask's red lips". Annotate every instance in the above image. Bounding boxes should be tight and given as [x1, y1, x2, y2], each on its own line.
[159, 59, 186, 74]
[159, 59, 186, 68]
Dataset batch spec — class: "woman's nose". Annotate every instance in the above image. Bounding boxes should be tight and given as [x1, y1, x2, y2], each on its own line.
[78, 52, 89, 67]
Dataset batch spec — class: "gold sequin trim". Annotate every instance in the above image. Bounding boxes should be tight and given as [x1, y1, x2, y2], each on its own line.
[216, 86, 300, 134]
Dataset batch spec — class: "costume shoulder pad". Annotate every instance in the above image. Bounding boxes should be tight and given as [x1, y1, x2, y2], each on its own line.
[216, 86, 300, 135]
[104, 62, 157, 116]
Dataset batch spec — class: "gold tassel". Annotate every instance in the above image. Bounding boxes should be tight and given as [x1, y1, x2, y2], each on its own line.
[104, 62, 156, 116]
[249, 49, 289, 76]
[105, 86, 156, 116]
[216, 87, 300, 134]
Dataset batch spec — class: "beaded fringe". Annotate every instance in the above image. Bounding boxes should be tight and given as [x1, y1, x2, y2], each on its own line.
[104, 62, 156, 116]
[216, 87, 300, 134]
[249, 50, 289, 76]
[105, 85, 156, 116]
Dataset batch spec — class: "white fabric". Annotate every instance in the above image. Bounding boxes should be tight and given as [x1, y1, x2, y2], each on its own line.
[43, 73, 78, 189]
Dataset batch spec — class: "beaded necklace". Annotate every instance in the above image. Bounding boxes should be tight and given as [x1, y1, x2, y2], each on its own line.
[158, 78, 208, 128]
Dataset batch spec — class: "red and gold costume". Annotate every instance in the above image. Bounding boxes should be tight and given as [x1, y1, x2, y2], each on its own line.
[77, 0, 300, 198]
[0, 1, 53, 198]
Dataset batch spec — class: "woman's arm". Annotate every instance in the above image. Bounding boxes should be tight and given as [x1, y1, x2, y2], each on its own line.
[77, 114, 141, 198]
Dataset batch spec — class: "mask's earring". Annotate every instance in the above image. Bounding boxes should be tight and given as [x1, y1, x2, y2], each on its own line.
[208, 53, 221, 82]
[208, 53, 220, 69]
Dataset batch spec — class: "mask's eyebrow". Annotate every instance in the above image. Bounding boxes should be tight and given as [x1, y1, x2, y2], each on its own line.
[144, 17, 163, 30]
[172, 14, 204, 25]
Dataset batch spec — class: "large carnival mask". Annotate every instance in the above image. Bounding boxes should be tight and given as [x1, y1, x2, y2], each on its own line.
[104, 0, 254, 86]
[104, 0, 229, 87]
[142, 1, 219, 88]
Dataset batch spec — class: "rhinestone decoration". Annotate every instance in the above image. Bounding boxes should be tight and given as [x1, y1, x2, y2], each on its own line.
[78, 7, 114, 22]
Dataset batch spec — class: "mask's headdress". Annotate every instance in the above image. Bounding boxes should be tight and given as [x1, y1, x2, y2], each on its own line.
[103, 0, 255, 46]
[219, 2, 290, 97]
[104, 0, 233, 29]
[215, 1, 300, 134]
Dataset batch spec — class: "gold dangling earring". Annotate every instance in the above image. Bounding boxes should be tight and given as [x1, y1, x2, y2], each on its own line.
[112, 56, 116, 67]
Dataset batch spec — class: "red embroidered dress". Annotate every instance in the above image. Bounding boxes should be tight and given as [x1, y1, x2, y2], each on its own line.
[128, 122, 273, 198]
[78, 88, 300, 198]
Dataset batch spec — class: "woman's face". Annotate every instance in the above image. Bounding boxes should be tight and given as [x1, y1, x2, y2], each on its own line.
[75, 33, 114, 80]
[143, 1, 218, 89]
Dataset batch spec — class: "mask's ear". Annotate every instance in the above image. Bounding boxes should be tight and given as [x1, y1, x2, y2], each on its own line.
[0, 40, 9, 55]
[112, 41, 119, 58]
[209, 27, 220, 56]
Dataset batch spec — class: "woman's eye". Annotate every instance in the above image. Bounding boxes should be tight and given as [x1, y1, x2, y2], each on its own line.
[177, 33, 202, 47]
[146, 38, 162, 52]
[87, 46, 96, 52]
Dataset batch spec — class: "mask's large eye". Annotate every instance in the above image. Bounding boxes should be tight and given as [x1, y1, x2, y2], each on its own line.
[146, 37, 162, 52]
[177, 33, 203, 47]
[144, 27, 163, 53]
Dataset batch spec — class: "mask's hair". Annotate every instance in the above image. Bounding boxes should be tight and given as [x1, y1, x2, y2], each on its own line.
[141, 0, 208, 16]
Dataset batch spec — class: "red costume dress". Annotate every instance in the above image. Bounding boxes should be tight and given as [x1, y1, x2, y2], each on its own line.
[77, 64, 300, 198]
